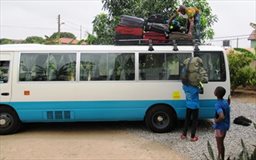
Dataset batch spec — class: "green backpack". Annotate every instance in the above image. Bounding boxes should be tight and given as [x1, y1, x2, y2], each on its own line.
[182, 57, 208, 86]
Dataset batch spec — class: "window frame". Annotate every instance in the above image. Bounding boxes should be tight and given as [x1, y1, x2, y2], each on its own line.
[0, 60, 10, 84]
[79, 52, 136, 81]
[194, 51, 226, 82]
[138, 52, 192, 81]
[18, 52, 77, 82]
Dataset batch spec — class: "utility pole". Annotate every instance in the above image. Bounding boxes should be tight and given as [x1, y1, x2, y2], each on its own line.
[58, 14, 61, 33]
[236, 37, 239, 48]
[80, 25, 82, 40]
[57, 14, 64, 44]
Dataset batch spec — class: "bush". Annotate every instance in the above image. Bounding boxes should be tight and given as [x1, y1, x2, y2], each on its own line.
[227, 50, 255, 91]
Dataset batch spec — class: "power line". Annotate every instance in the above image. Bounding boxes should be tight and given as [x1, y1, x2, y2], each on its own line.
[211, 34, 254, 40]
[0, 25, 55, 30]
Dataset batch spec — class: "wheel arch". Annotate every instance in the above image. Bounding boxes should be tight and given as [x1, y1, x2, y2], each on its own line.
[0, 104, 21, 120]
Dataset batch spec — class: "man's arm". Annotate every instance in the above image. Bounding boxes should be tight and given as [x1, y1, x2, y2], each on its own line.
[215, 112, 225, 123]
[168, 11, 178, 25]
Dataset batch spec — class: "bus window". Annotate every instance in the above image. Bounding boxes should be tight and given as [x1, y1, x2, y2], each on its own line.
[19, 53, 76, 81]
[139, 53, 191, 80]
[80, 53, 135, 81]
[166, 53, 191, 80]
[48, 53, 76, 81]
[0, 61, 10, 83]
[195, 52, 226, 81]
[20, 54, 48, 81]
[80, 53, 108, 81]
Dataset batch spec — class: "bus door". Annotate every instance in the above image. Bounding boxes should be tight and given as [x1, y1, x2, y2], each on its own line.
[0, 53, 12, 103]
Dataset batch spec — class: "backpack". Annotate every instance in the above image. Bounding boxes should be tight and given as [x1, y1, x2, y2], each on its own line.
[181, 57, 208, 86]
[180, 58, 192, 85]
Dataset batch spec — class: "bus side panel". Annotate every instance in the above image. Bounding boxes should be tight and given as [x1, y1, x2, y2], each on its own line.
[8, 99, 216, 122]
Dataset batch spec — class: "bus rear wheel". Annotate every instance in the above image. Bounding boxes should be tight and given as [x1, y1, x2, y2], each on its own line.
[0, 107, 21, 135]
[145, 105, 176, 133]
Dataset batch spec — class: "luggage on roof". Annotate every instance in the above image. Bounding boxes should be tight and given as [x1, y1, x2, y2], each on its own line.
[145, 22, 169, 34]
[143, 31, 169, 44]
[115, 25, 143, 36]
[120, 15, 145, 28]
[147, 14, 167, 24]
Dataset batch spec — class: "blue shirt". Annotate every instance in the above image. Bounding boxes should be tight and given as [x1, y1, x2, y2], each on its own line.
[182, 85, 200, 109]
[214, 99, 230, 132]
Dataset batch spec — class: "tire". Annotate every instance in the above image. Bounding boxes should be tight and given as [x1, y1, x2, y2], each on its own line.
[145, 105, 176, 133]
[0, 107, 21, 135]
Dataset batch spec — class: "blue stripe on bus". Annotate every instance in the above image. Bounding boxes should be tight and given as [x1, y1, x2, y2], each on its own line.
[3, 100, 217, 122]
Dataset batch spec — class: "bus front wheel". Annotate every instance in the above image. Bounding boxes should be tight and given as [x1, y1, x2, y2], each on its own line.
[0, 107, 21, 135]
[145, 105, 176, 133]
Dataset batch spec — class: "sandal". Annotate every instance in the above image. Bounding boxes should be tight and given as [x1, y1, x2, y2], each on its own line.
[180, 134, 187, 140]
[191, 136, 198, 142]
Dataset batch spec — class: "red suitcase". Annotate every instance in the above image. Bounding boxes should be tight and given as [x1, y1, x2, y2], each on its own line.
[143, 31, 169, 43]
[115, 25, 143, 36]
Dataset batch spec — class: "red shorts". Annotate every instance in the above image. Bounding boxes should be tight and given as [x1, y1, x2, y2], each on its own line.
[215, 129, 226, 138]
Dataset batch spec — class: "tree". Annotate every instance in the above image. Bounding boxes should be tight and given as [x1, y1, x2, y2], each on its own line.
[91, 0, 217, 44]
[50, 32, 76, 39]
[0, 38, 14, 44]
[102, 0, 178, 18]
[24, 36, 45, 44]
[85, 33, 97, 45]
[92, 13, 116, 44]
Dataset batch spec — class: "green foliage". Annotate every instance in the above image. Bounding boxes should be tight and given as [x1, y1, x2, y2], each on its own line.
[227, 50, 255, 91]
[0, 38, 14, 44]
[183, 0, 218, 40]
[234, 48, 256, 60]
[102, 0, 178, 18]
[86, 33, 97, 45]
[92, 13, 116, 44]
[50, 32, 76, 39]
[24, 36, 45, 44]
[205, 140, 215, 160]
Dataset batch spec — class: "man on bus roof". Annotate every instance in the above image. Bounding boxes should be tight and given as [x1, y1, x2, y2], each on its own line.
[169, 5, 201, 40]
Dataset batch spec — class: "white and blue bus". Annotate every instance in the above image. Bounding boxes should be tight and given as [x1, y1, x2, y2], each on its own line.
[0, 44, 230, 134]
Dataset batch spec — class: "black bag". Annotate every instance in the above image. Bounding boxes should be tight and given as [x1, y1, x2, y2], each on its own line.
[144, 22, 169, 34]
[120, 15, 145, 28]
[147, 14, 166, 24]
[233, 116, 252, 126]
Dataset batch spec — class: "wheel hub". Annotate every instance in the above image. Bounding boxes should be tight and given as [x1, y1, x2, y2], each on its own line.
[157, 116, 164, 122]
[0, 114, 12, 128]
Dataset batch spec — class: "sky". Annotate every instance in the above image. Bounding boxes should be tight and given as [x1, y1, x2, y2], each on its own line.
[0, 0, 256, 48]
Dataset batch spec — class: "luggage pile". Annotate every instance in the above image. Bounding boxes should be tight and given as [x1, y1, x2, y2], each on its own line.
[115, 14, 193, 45]
[115, 15, 144, 45]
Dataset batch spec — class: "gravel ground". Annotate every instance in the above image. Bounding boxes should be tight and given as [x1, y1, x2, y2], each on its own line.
[127, 100, 256, 160]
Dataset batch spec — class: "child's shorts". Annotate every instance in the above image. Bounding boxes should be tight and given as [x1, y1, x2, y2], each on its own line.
[215, 129, 226, 138]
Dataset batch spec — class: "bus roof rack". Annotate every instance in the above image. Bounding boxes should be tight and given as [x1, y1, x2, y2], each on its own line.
[114, 38, 200, 46]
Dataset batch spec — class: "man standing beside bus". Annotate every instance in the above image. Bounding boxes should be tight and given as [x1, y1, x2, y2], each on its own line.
[181, 84, 201, 142]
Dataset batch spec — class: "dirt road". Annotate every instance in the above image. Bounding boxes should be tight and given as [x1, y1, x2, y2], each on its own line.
[0, 122, 185, 160]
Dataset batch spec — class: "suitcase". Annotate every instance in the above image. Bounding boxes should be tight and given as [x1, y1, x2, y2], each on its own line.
[143, 31, 169, 44]
[120, 15, 145, 28]
[115, 34, 142, 40]
[147, 14, 166, 24]
[115, 25, 143, 36]
[145, 22, 169, 34]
